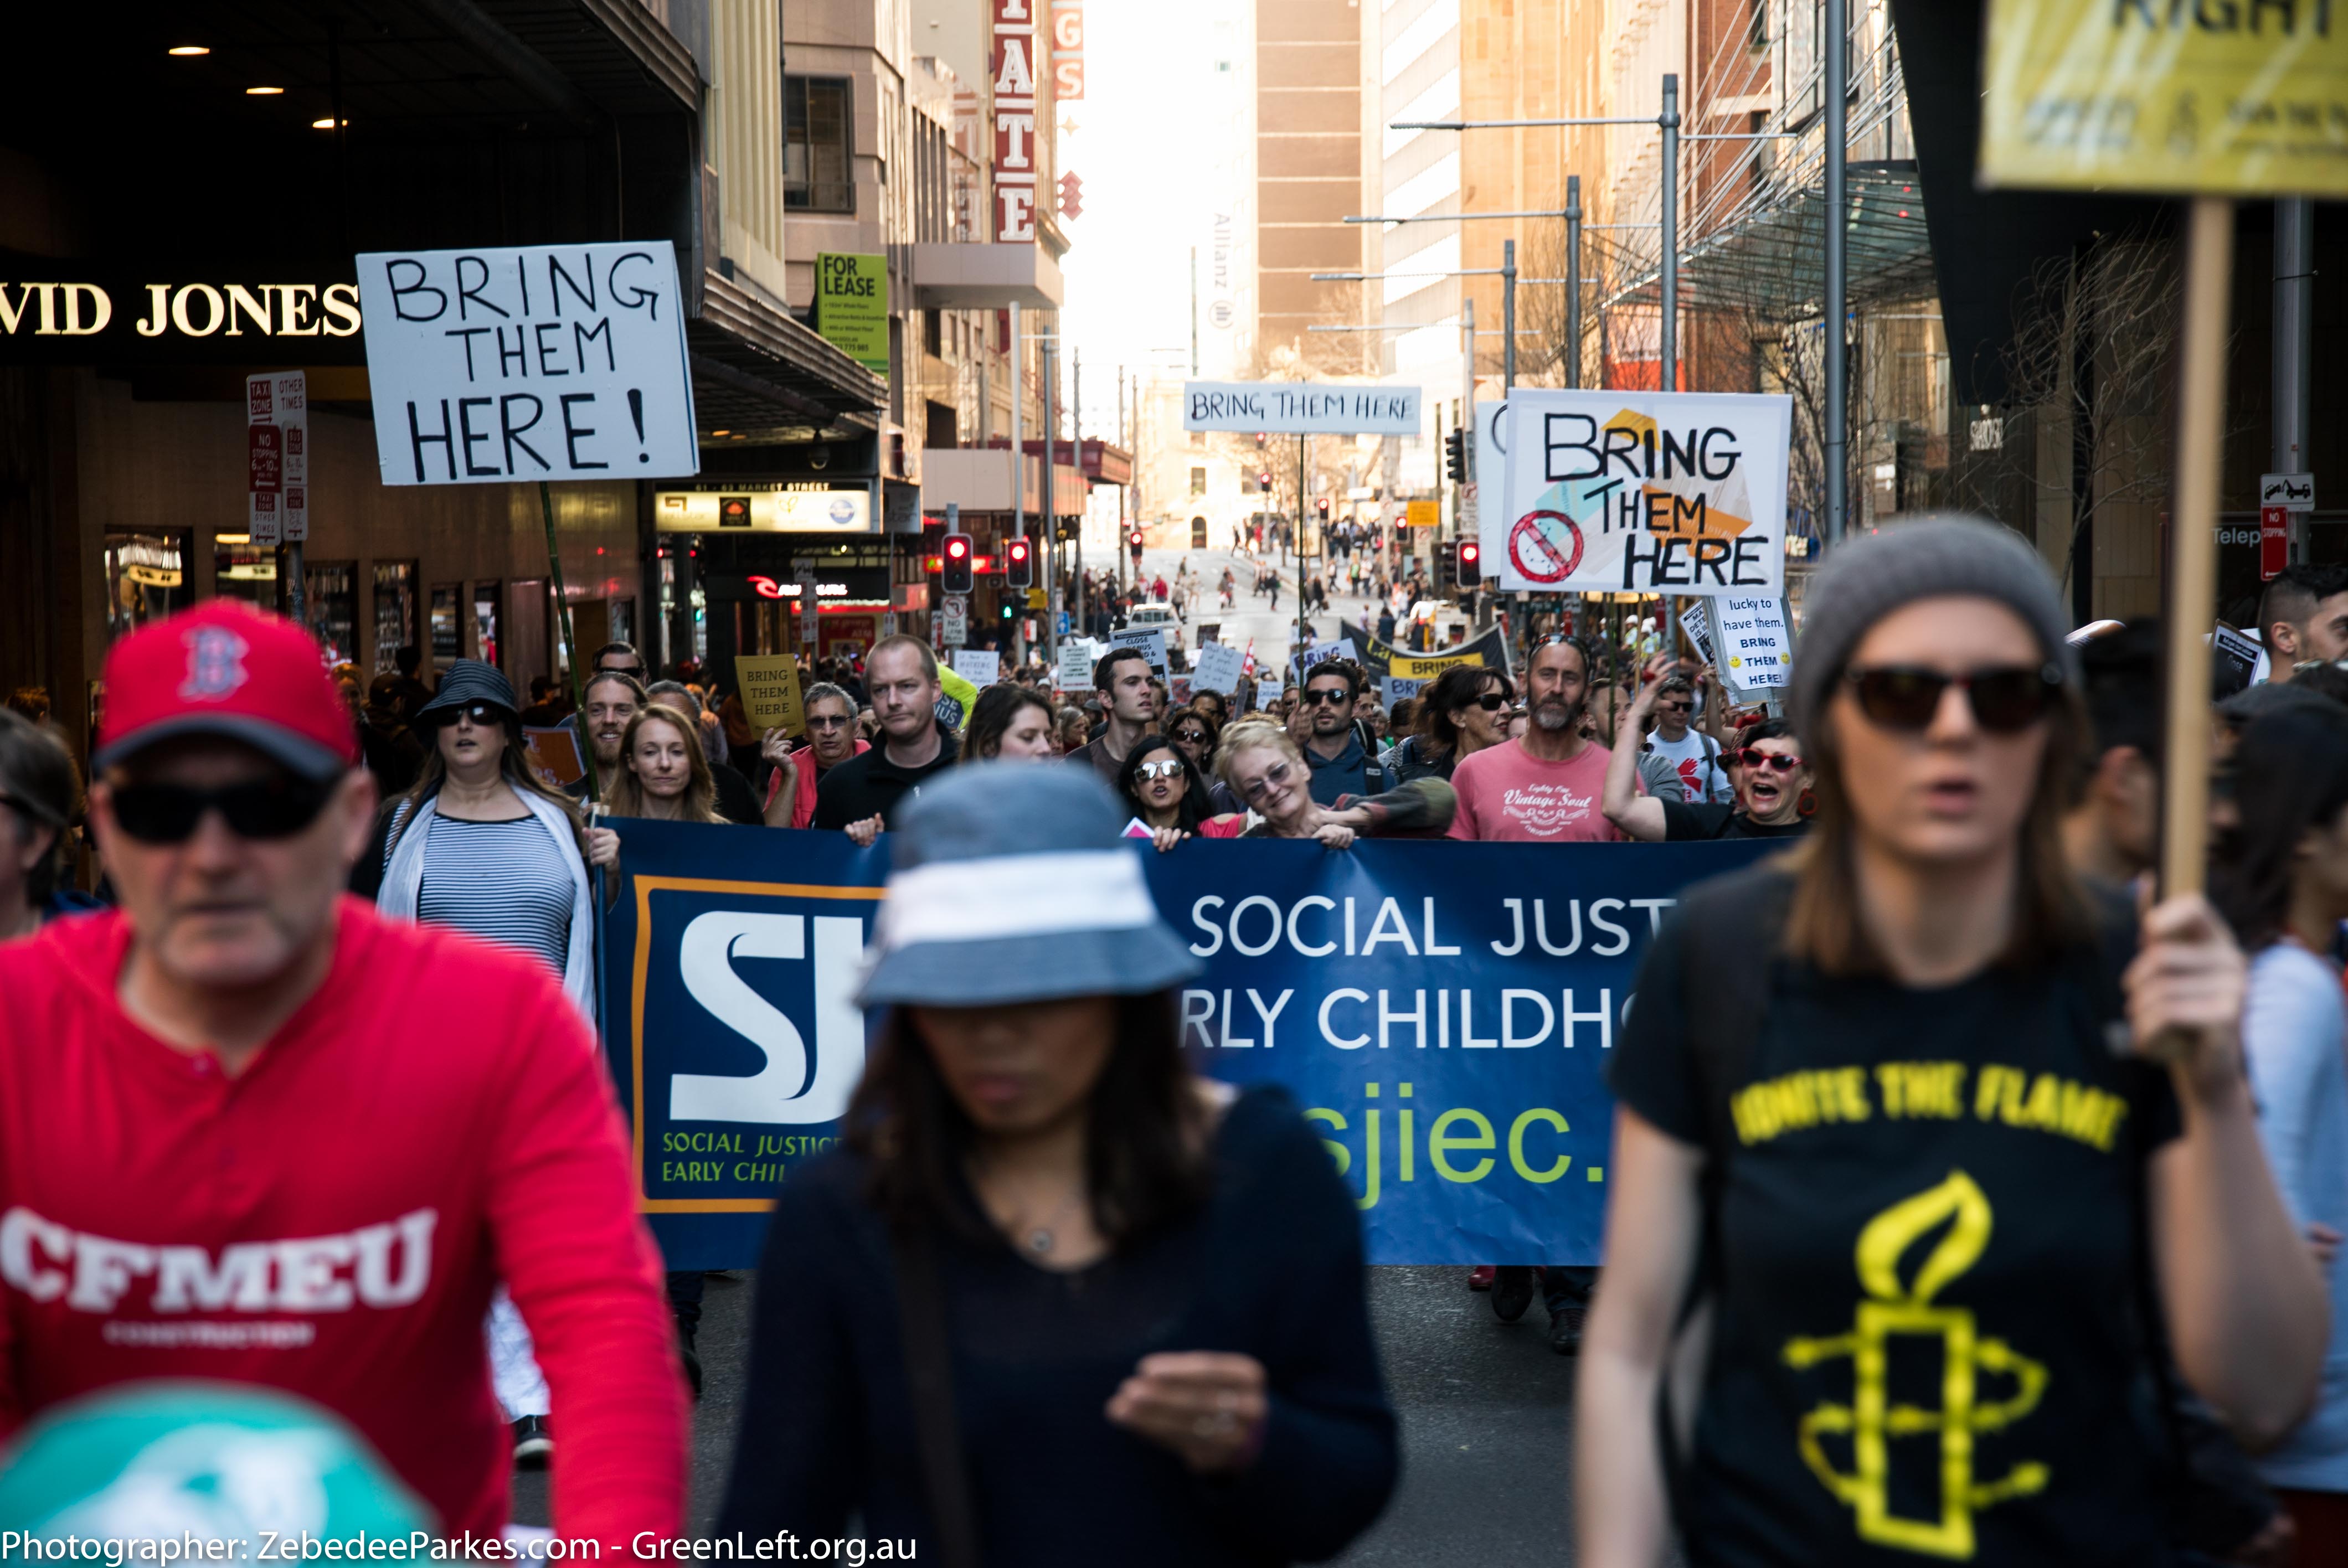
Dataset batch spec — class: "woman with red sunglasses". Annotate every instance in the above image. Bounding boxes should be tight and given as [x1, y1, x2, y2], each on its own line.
[1602, 689, 1812, 841]
[1577, 518, 2325, 1568]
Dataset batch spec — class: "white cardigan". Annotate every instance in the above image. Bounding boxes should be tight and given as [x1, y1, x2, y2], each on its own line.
[374, 788, 596, 1017]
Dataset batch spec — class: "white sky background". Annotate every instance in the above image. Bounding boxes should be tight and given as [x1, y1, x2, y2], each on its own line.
[1054, 0, 1240, 444]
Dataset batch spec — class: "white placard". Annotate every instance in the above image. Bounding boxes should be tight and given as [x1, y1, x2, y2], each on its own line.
[950, 649, 1000, 688]
[357, 241, 699, 485]
[1056, 640, 1097, 692]
[246, 371, 308, 545]
[1108, 626, 1168, 680]
[1497, 390, 1792, 596]
[1190, 639, 1244, 694]
[2211, 623, 2262, 698]
[939, 597, 969, 648]
[1381, 677, 1425, 709]
[1183, 381, 1422, 435]
[1714, 595, 1789, 688]
[1296, 637, 1360, 677]
[1474, 397, 1508, 557]
[2261, 473, 2316, 513]
[1678, 600, 1718, 668]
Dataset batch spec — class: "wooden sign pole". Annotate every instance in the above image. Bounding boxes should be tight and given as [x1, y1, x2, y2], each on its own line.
[2159, 197, 2234, 899]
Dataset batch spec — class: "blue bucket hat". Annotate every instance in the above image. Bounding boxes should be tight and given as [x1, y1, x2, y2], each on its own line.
[413, 659, 520, 723]
[856, 764, 1203, 1009]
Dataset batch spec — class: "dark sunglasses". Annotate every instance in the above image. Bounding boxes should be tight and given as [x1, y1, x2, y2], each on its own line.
[1172, 729, 1209, 744]
[1657, 699, 1693, 714]
[110, 776, 334, 845]
[431, 702, 509, 729]
[1731, 747, 1804, 773]
[1844, 664, 2063, 734]
[806, 714, 852, 730]
[1466, 693, 1508, 712]
[1301, 688, 1351, 706]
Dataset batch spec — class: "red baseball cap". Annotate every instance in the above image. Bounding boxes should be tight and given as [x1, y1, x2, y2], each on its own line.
[94, 601, 359, 781]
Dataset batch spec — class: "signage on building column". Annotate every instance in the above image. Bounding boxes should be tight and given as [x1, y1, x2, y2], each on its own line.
[246, 371, 307, 546]
[992, 0, 1039, 242]
[2262, 506, 2290, 583]
[354, 241, 699, 484]
[1051, 0, 1084, 99]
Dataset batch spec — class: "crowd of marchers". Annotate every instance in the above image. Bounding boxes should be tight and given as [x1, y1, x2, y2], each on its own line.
[8, 538, 2348, 1564]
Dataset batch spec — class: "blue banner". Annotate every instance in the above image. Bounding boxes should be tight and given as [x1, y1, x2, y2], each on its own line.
[597, 820, 1772, 1268]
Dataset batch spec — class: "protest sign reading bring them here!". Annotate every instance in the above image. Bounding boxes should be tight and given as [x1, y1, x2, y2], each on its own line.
[356, 242, 699, 486]
[1497, 390, 1791, 597]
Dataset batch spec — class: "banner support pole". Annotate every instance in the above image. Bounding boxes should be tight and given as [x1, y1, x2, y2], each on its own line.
[2159, 196, 2232, 903]
[540, 479, 599, 804]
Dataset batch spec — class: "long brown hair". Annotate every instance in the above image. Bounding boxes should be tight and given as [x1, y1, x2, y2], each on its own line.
[1783, 677, 2093, 974]
[603, 706, 723, 823]
[389, 705, 587, 858]
[845, 991, 1213, 1246]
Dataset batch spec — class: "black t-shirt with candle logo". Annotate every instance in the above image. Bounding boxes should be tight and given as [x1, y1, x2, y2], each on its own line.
[1609, 870, 2181, 1567]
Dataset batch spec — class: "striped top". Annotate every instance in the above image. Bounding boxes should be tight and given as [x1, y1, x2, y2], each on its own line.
[385, 802, 573, 977]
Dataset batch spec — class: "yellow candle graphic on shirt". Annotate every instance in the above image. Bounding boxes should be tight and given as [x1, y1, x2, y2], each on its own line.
[1783, 1170, 2049, 1560]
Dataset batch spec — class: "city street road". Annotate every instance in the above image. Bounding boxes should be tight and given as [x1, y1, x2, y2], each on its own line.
[1088, 543, 1403, 687]
[515, 1265, 1581, 1557]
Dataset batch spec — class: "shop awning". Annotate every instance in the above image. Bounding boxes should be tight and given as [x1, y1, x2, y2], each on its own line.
[1603, 161, 1936, 322]
[687, 270, 884, 438]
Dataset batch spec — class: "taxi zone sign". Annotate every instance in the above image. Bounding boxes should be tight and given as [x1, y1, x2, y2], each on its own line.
[1495, 390, 1792, 597]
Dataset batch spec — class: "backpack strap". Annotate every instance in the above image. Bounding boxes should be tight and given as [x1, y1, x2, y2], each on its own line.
[1652, 866, 1793, 1517]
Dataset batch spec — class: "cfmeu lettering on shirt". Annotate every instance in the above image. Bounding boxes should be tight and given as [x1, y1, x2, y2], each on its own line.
[1731, 1061, 2130, 1153]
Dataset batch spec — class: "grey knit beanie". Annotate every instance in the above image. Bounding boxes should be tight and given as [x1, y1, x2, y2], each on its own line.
[1788, 515, 2076, 740]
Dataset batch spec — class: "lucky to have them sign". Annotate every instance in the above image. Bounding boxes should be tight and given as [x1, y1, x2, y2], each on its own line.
[1497, 389, 1792, 597]
[356, 242, 699, 486]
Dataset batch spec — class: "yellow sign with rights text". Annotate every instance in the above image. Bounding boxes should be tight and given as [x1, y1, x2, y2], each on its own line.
[1980, 0, 2348, 197]
[1405, 499, 1441, 528]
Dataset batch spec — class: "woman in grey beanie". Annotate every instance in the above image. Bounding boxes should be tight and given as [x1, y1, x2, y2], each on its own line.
[1575, 516, 2325, 1567]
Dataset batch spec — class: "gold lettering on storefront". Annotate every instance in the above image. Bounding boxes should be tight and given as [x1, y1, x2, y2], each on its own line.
[0, 282, 360, 339]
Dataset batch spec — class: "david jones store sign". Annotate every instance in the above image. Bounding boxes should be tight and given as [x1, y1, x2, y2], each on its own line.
[0, 274, 365, 358]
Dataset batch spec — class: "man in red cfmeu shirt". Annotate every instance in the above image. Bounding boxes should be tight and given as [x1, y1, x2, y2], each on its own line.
[0, 601, 684, 1548]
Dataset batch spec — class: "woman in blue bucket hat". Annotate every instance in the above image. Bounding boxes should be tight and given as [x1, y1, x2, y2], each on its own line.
[717, 764, 1397, 1566]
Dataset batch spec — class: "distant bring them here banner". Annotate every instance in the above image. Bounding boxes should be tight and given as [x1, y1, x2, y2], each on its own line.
[1185, 380, 1422, 436]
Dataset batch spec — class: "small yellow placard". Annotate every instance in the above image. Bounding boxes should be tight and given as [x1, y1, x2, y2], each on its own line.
[1980, 0, 2348, 197]
[1405, 499, 1441, 528]
[735, 654, 806, 735]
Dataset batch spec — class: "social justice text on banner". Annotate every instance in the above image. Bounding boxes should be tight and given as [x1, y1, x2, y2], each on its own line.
[356, 242, 698, 484]
[1496, 390, 1791, 597]
[1183, 381, 1422, 436]
[600, 821, 1771, 1268]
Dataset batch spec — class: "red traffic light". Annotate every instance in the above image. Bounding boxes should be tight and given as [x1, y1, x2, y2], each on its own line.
[1459, 540, 1480, 571]
[1258, 472, 1273, 488]
[945, 536, 969, 559]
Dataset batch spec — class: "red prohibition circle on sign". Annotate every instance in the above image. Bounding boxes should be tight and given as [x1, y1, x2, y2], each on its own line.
[1508, 510, 1583, 584]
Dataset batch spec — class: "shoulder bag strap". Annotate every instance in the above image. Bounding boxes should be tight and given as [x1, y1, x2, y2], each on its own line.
[890, 1224, 981, 1568]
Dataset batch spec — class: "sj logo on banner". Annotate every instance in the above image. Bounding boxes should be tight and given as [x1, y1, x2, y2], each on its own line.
[603, 819, 1772, 1268]
[602, 822, 887, 1267]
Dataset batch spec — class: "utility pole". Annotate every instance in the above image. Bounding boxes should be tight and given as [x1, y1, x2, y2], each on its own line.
[1565, 175, 1583, 390]
[1073, 348, 1084, 645]
[1660, 74, 1679, 391]
[1190, 247, 1199, 375]
[1502, 239, 1517, 392]
[2277, 198, 2314, 563]
[1823, 0, 1849, 544]
[1043, 331, 1058, 667]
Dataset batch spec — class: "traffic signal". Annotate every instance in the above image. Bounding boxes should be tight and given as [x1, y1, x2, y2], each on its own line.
[1315, 497, 1330, 520]
[1434, 539, 1458, 590]
[1128, 529, 1145, 560]
[1458, 538, 1482, 584]
[1005, 535, 1033, 589]
[1258, 471, 1273, 492]
[941, 532, 974, 594]
[1444, 429, 1467, 483]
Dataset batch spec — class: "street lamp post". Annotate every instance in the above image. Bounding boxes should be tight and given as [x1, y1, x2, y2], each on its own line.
[1824, 0, 1849, 545]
